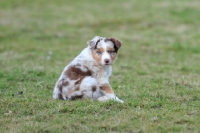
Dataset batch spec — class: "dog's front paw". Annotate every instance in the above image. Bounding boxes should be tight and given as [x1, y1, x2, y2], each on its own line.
[97, 95, 124, 103]
[115, 96, 124, 103]
[107, 94, 124, 103]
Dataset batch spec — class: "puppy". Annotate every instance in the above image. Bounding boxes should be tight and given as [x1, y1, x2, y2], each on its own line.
[53, 36, 123, 103]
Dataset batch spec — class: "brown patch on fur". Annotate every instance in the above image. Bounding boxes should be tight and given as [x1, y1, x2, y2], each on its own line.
[63, 80, 69, 86]
[91, 48, 104, 64]
[92, 86, 97, 92]
[99, 48, 104, 53]
[75, 87, 80, 91]
[71, 94, 84, 100]
[100, 84, 114, 94]
[107, 47, 117, 62]
[105, 37, 122, 52]
[111, 55, 116, 62]
[65, 65, 92, 80]
[65, 83, 84, 99]
[58, 94, 63, 100]
[107, 47, 115, 52]
[57, 79, 69, 93]
[57, 81, 63, 92]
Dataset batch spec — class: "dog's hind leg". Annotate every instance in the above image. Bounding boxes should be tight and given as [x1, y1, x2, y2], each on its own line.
[66, 76, 101, 100]
[78, 76, 101, 100]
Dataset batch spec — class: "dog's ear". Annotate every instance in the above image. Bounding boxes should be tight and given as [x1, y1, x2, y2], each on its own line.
[87, 36, 101, 48]
[105, 37, 122, 50]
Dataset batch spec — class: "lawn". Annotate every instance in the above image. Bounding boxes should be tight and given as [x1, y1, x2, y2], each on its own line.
[0, 0, 200, 132]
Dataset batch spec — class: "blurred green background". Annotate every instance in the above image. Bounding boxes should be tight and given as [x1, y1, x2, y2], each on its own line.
[0, 0, 200, 132]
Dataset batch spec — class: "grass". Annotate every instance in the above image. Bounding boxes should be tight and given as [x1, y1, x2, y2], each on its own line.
[0, 0, 200, 132]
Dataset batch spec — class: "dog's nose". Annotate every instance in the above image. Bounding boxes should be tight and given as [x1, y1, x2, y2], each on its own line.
[104, 59, 110, 63]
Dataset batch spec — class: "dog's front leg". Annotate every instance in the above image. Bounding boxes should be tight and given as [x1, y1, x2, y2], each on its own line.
[98, 83, 124, 103]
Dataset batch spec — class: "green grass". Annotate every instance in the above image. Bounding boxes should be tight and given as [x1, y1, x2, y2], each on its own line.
[0, 0, 200, 132]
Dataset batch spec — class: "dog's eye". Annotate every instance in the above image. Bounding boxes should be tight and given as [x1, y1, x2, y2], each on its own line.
[96, 50, 102, 54]
[108, 50, 114, 54]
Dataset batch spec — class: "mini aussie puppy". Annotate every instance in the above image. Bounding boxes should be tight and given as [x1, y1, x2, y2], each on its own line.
[53, 36, 124, 103]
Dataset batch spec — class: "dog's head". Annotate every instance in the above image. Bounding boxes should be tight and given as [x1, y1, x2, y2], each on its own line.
[87, 36, 122, 66]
